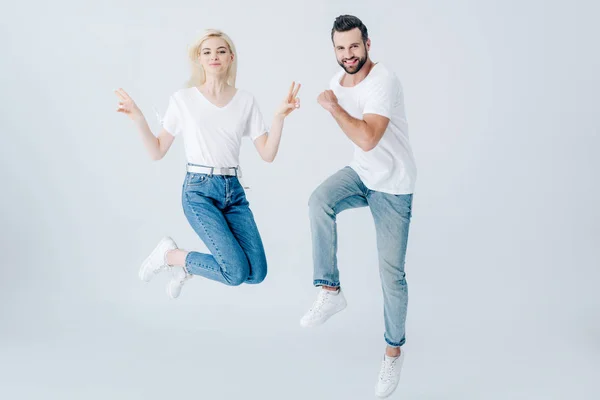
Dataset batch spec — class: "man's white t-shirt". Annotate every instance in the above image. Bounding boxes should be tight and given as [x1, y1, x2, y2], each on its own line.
[162, 87, 266, 167]
[330, 63, 417, 195]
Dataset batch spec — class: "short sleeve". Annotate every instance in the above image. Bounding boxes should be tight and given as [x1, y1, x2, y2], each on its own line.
[162, 96, 182, 136]
[245, 97, 267, 141]
[363, 76, 398, 119]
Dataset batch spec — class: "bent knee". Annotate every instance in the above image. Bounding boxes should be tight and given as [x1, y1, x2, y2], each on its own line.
[308, 187, 331, 213]
[223, 265, 249, 286]
[246, 258, 267, 284]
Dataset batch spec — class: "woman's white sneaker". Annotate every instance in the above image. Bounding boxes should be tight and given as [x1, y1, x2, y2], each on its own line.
[139, 236, 177, 282]
[167, 266, 192, 299]
[300, 288, 347, 328]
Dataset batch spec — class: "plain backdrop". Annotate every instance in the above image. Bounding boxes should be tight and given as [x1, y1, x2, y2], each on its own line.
[1, 0, 599, 399]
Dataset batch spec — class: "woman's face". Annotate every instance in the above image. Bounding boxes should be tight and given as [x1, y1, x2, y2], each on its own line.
[198, 37, 233, 77]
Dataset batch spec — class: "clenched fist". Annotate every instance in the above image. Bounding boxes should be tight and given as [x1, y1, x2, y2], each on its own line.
[317, 90, 338, 113]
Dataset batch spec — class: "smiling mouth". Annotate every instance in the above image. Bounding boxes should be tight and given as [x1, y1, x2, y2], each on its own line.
[344, 58, 358, 66]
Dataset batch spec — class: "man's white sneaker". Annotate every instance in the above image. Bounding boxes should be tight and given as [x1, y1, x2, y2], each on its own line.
[375, 349, 405, 398]
[167, 266, 192, 299]
[300, 288, 347, 328]
[139, 237, 177, 282]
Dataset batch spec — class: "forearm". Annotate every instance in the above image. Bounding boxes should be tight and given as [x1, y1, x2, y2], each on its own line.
[133, 115, 162, 160]
[261, 115, 285, 162]
[329, 104, 374, 151]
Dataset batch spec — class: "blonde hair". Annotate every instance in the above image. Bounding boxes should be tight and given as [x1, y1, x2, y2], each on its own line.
[186, 29, 238, 88]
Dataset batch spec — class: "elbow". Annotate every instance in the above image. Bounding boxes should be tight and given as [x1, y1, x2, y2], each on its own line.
[358, 139, 377, 152]
[358, 130, 383, 152]
[150, 152, 164, 161]
[259, 148, 276, 163]
[359, 143, 376, 152]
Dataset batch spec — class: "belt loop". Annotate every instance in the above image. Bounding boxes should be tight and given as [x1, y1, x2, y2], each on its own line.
[209, 167, 214, 177]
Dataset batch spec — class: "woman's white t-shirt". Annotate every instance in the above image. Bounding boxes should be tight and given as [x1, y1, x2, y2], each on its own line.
[162, 87, 267, 168]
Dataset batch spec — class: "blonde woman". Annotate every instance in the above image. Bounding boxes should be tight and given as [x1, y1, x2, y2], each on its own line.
[115, 29, 300, 298]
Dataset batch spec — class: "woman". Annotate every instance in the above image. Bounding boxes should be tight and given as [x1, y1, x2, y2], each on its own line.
[115, 29, 300, 298]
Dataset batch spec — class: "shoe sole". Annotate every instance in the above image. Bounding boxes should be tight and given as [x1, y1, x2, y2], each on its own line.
[166, 284, 178, 299]
[139, 237, 173, 282]
[375, 389, 396, 398]
[375, 380, 400, 398]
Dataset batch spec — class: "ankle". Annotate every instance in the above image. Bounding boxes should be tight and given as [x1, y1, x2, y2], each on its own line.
[385, 346, 401, 358]
[166, 249, 187, 267]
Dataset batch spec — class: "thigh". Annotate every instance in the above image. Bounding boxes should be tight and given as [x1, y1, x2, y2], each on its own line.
[223, 188, 267, 282]
[182, 189, 248, 272]
[368, 192, 413, 269]
[309, 167, 369, 213]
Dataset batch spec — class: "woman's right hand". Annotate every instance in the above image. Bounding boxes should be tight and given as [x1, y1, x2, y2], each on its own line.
[115, 88, 143, 121]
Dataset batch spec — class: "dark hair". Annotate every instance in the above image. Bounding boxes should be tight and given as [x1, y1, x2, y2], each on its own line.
[331, 15, 369, 43]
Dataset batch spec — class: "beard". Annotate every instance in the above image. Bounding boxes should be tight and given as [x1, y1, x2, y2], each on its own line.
[338, 54, 367, 75]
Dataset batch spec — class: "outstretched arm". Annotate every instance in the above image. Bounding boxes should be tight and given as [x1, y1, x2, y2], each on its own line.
[254, 82, 301, 162]
[115, 88, 175, 160]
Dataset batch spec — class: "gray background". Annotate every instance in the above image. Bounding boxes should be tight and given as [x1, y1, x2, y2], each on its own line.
[1, 0, 599, 398]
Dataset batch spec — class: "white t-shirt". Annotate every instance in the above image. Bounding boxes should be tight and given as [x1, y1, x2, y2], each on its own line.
[162, 87, 267, 167]
[330, 63, 417, 195]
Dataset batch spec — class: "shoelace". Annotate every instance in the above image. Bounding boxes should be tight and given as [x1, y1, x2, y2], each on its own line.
[154, 264, 169, 275]
[309, 291, 332, 314]
[173, 269, 192, 284]
[379, 358, 397, 383]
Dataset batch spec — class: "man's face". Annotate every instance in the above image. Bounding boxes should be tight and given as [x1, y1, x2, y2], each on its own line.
[332, 28, 370, 74]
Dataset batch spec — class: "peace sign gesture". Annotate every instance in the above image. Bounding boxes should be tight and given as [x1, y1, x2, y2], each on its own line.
[115, 88, 143, 121]
[276, 81, 301, 118]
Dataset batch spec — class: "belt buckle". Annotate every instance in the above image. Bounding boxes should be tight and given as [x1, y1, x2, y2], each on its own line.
[220, 167, 232, 175]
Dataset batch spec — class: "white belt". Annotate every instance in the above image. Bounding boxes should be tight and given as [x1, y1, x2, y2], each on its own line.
[186, 164, 250, 189]
[186, 164, 240, 177]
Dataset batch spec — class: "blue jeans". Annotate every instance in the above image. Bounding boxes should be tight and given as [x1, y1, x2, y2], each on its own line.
[309, 167, 413, 347]
[181, 172, 267, 286]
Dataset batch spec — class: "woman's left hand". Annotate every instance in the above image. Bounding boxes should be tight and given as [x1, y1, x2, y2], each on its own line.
[276, 81, 301, 118]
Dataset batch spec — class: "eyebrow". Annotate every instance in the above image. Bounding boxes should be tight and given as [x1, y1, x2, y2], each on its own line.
[336, 42, 361, 48]
[201, 46, 228, 51]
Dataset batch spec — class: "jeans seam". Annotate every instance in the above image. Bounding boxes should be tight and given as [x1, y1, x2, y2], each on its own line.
[185, 252, 219, 273]
[326, 192, 361, 283]
[183, 192, 226, 273]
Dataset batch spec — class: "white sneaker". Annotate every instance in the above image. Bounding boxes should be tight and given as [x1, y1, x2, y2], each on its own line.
[167, 266, 192, 299]
[375, 349, 405, 398]
[300, 288, 347, 328]
[139, 237, 177, 282]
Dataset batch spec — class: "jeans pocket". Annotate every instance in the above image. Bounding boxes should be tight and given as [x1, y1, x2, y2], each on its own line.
[186, 173, 209, 187]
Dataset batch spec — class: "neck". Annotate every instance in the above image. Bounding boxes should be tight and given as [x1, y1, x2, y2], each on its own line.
[202, 75, 230, 94]
[345, 59, 375, 86]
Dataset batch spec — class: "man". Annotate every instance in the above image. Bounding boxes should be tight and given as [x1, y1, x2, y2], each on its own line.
[300, 15, 417, 398]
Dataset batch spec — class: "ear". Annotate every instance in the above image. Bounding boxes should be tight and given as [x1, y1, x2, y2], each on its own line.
[366, 38, 371, 51]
